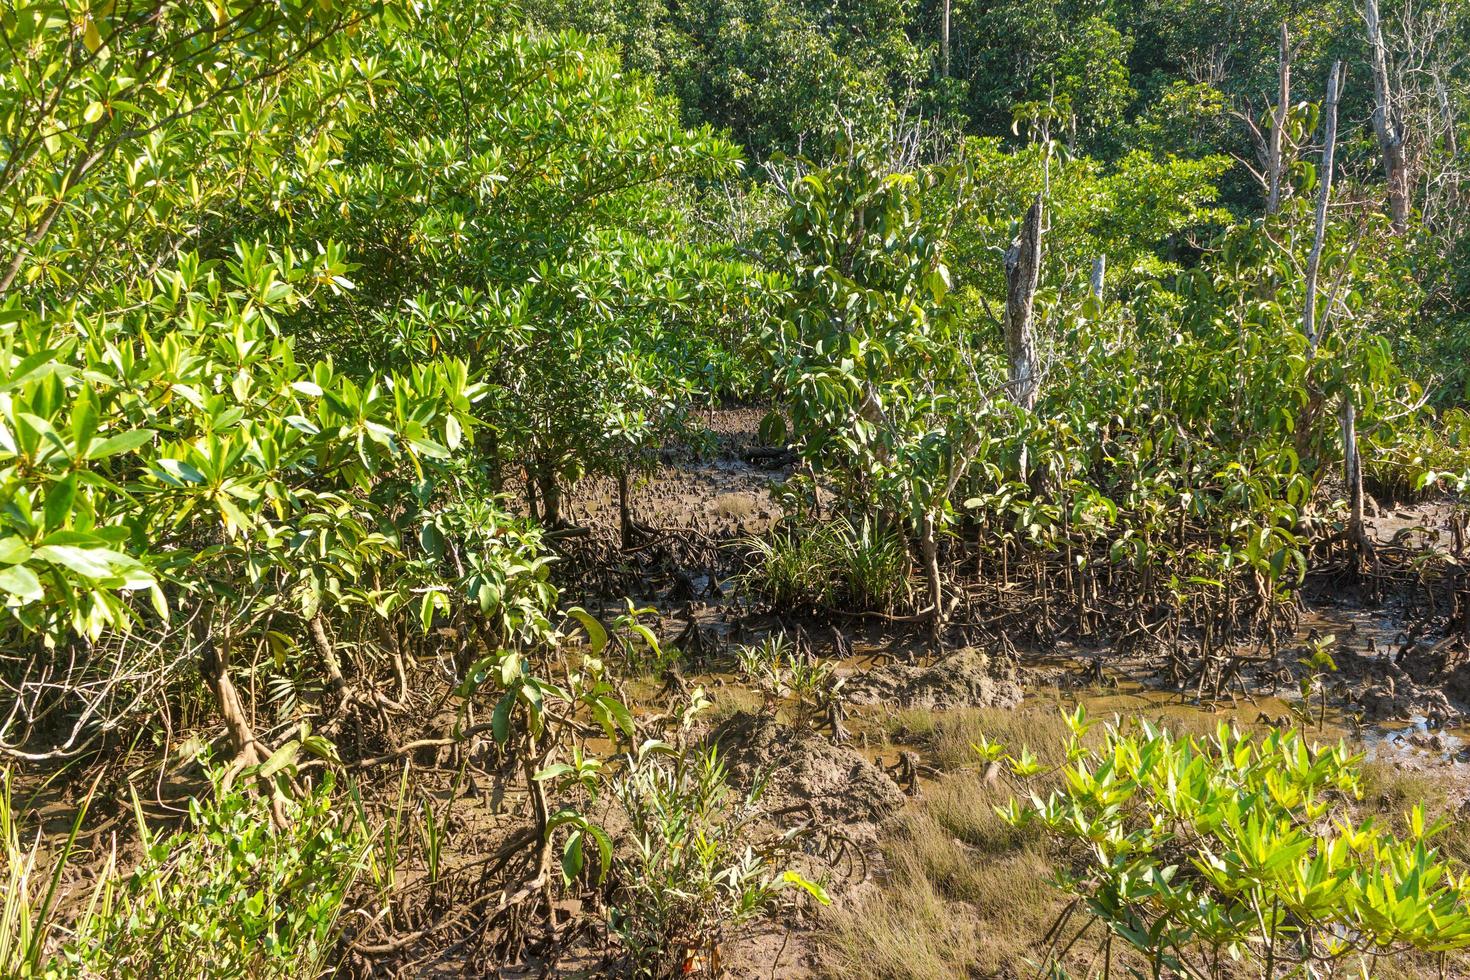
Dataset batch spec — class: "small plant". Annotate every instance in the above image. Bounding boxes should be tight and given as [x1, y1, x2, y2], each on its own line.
[609, 740, 828, 977]
[1294, 631, 1338, 732]
[67, 767, 371, 979]
[732, 633, 833, 726]
[781, 646, 834, 728]
[734, 632, 789, 684]
[1, 769, 108, 979]
[741, 518, 912, 613]
[991, 712, 1470, 979]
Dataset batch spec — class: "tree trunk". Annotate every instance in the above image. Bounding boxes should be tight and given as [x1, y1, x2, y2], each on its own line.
[524, 467, 540, 524]
[919, 513, 943, 652]
[1339, 389, 1369, 567]
[194, 613, 264, 769]
[1303, 61, 1341, 354]
[536, 459, 562, 528]
[1266, 24, 1291, 214]
[310, 614, 347, 694]
[1295, 61, 1341, 464]
[1089, 255, 1105, 301]
[1364, 0, 1410, 232]
[1004, 196, 1043, 411]
[618, 467, 634, 551]
[940, 0, 951, 79]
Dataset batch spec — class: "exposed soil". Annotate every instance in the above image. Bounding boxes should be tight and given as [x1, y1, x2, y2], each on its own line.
[558, 407, 788, 544]
[713, 710, 905, 851]
[844, 647, 1022, 712]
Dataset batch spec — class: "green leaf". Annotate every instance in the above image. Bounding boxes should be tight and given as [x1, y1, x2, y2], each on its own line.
[152, 458, 207, 486]
[86, 429, 155, 459]
[491, 693, 514, 746]
[43, 475, 77, 532]
[258, 740, 300, 778]
[32, 544, 129, 579]
[0, 537, 33, 565]
[565, 606, 608, 655]
[561, 830, 584, 884]
[0, 565, 43, 603]
[781, 870, 831, 905]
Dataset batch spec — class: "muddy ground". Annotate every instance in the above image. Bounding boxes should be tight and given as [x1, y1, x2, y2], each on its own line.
[24, 408, 1465, 979]
[517, 408, 1470, 978]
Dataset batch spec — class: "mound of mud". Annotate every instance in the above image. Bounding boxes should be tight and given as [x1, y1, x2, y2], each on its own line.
[1359, 674, 1460, 726]
[712, 711, 904, 844]
[843, 647, 1022, 711]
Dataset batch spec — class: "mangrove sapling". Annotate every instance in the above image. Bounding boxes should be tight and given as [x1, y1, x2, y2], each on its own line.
[989, 711, 1470, 979]
[1295, 632, 1338, 732]
[608, 733, 829, 978]
[782, 646, 835, 729]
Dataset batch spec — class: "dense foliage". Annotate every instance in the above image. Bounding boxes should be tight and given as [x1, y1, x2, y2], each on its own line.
[989, 712, 1470, 977]
[2, 0, 1468, 974]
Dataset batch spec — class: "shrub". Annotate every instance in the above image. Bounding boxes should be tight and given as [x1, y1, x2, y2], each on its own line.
[65, 770, 369, 980]
[608, 741, 827, 977]
[993, 712, 1470, 979]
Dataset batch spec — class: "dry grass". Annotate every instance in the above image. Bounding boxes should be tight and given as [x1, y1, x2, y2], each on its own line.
[822, 705, 1077, 979]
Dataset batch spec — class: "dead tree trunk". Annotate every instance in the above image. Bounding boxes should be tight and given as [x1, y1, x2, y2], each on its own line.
[1267, 24, 1292, 214]
[1003, 196, 1043, 410]
[1295, 61, 1341, 463]
[1364, 0, 1410, 232]
[1303, 61, 1341, 353]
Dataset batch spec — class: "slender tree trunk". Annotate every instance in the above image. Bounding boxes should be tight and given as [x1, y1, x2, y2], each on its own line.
[1089, 255, 1105, 301]
[1266, 24, 1291, 214]
[1364, 0, 1410, 232]
[1295, 60, 1341, 463]
[920, 512, 943, 652]
[940, 0, 951, 79]
[1339, 389, 1368, 566]
[1004, 196, 1043, 410]
[1303, 61, 1341, 354]
[310, 614, 347, 694]
[618, 467, 634, 551]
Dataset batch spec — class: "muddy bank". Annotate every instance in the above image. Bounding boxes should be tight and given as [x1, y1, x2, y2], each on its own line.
[713, 710, 904, 851]
[844, 647, 1021, 711]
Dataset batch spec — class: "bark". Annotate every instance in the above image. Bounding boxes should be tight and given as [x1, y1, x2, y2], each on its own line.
[536, 458, 562, 528]
[1295, 61, 1341, 464]
[1338, 389, 1369, 566]
[523, 468, 540, 524]
[1089, 255, 1105, 301]
[195, 614, 264, 769]
[310, 613, 347, 694]
[1003, 196, 1043, 411]
[618, 468, 634, 550]
[1364, 0, 1410, 232]
[1303, 61, 1341, 354]
[920, 513, 943, 651]
[940, 0, 951, 79]
[1266, 24, 1291, 214]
